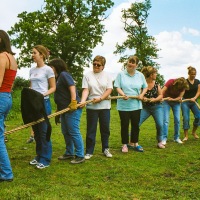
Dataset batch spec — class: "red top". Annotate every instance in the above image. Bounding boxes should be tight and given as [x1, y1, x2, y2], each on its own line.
[0, 53, 17, 92]
[163, 79, 184, 98]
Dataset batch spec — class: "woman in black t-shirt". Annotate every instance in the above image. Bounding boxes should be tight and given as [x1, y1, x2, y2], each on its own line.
[181, 66, 200, 141]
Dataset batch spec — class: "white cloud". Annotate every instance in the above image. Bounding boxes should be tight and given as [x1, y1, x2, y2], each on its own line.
[182, 27, 200, 36]
[0, 0, 44, 31]
[155, 31, 200, 81]
[3, 0, 200, 83]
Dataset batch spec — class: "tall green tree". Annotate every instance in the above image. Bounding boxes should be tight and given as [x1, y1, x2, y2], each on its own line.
[8, 0, 114, 89]
[114, 0, 164, 86]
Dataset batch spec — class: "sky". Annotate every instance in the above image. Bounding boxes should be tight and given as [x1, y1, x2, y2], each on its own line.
[0, 0, 200, 81]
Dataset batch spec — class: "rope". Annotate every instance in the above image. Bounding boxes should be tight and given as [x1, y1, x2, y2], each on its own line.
[6, 95, 199, 135]
[5, 95, 138, 135]
[182, 99, 200, 109]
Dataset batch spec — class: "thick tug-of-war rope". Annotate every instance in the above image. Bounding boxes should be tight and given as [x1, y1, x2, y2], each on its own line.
[4, 96, 200, 135]
[5, 96, 138, 135]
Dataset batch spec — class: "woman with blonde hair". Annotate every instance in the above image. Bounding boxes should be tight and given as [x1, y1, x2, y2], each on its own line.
[181, 66, 200, 141]
[29, 45, 56, 169]
[140, 66, 164, 148]
[162, 77, 189, 145]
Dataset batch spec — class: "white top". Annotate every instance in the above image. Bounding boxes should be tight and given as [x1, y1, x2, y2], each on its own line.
[82, 71, 113, 109]
[30, 65, 55, 99]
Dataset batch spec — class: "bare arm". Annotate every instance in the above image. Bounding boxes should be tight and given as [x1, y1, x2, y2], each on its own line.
[43, 77, 56, 97]
[0, 54, 7, 87]
[116, 87, 129, 100]
[150, 85, 163, 102]
[79, 88, 89, 107]
[138, 87, 148, 100]
[93, 88, 113, 103]
[69, 85, 76, 100]
[191, 84, 200, 102]
[81, 88, 89, 102]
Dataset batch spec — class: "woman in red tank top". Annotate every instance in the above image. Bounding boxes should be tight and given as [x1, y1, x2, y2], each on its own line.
[0, 30, 18, 182]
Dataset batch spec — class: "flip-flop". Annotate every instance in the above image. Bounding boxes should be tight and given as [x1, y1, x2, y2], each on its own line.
[134, 145, 144, 152]
[182, 137, 188, 141]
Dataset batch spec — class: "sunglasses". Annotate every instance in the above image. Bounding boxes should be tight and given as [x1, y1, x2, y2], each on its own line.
[93, 63, 101, 67]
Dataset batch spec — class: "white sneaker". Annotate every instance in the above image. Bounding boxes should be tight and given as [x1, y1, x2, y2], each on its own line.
[174, 138, 183, 144]
[104, 148, 112, 158]
[157, 142, 165, 149]
[29, 159, 39, 165]
[84, 154, 93, 160]
[162, 140, 167, 145]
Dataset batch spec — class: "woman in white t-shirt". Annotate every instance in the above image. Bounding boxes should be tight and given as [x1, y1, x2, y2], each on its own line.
[29, 45, 56, 169]
[80, 55, 113, 160]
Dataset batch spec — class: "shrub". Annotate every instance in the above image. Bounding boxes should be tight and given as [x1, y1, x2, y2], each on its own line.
[13, 76, 30, 90]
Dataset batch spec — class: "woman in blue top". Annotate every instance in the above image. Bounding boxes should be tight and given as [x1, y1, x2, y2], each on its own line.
[181, 66, 200, 141]
[49, 58, 85, 164]
[114, 55, 148, 153]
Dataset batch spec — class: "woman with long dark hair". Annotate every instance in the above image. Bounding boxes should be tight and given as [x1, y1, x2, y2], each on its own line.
[0, 30, 18, 181]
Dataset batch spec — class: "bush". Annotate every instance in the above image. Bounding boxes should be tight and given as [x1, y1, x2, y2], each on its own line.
[13, 77, 30, 90]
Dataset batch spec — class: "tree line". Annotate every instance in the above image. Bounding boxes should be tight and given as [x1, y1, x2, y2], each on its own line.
[8, 0, 164, 90]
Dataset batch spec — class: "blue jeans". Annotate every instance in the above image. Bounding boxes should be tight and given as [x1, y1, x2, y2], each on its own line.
[181, 101, 200, 130]
[32, 98, 52, 166]
[86, 109, 110, 154]
[163, 101, 181, 141]
[61, 109, 84, 158]
[139, 104, 163, 142]
[0, 93, 13, 180]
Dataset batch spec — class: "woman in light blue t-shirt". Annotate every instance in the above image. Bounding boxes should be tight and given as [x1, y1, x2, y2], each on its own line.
[114, 55, 148, 153]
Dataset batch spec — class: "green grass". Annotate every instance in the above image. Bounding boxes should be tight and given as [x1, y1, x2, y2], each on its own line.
[1, 90, 200, 200]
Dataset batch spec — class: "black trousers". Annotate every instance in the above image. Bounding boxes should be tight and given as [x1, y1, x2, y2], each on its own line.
[118, 109, 141, 144]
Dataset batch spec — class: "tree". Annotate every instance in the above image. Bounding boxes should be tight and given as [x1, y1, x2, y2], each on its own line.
[8, 0, 114, 89]
[114, 0, 164, 86]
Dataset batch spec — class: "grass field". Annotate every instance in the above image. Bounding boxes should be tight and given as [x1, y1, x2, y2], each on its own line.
[1, 90, 200, 200]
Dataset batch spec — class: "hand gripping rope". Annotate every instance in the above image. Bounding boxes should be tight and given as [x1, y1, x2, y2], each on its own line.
[4, 96, 200, 135]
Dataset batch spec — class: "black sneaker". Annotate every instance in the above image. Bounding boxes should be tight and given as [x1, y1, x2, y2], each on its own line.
[58, 154, 74, 160]
[0, 179, 13, 182]
[4, 136, 8, 142]
[70, 156, 85, 164]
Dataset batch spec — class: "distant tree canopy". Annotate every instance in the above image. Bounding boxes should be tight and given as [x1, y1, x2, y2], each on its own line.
[114, 0, 165, 86]
[8, 0, 114, 89]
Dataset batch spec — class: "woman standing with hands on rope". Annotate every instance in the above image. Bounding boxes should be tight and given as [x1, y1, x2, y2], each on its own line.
[80, 55, 113, 160]
[29, 45, 56, 169]
[0, 30, 17, 182]
[49, 58, 85, 164]
[161, 77, 189, 145]
[139, 66, 165, 149]
[181, 66, 200, 141]
[114, 55, 148, 153]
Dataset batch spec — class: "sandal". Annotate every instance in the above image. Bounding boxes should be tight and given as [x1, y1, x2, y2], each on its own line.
[192, 133, 199, 139]
[127, 144, 135, 149]
[134, 145, 144, 152]
[182, 137, 188, 141]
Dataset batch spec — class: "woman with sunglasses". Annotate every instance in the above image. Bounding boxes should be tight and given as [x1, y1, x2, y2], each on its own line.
[80, 55, 113, 160]
[114, 55, 148, 153]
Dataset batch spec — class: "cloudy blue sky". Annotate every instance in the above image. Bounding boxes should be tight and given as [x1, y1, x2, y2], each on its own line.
[1, 0, 200, 81]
